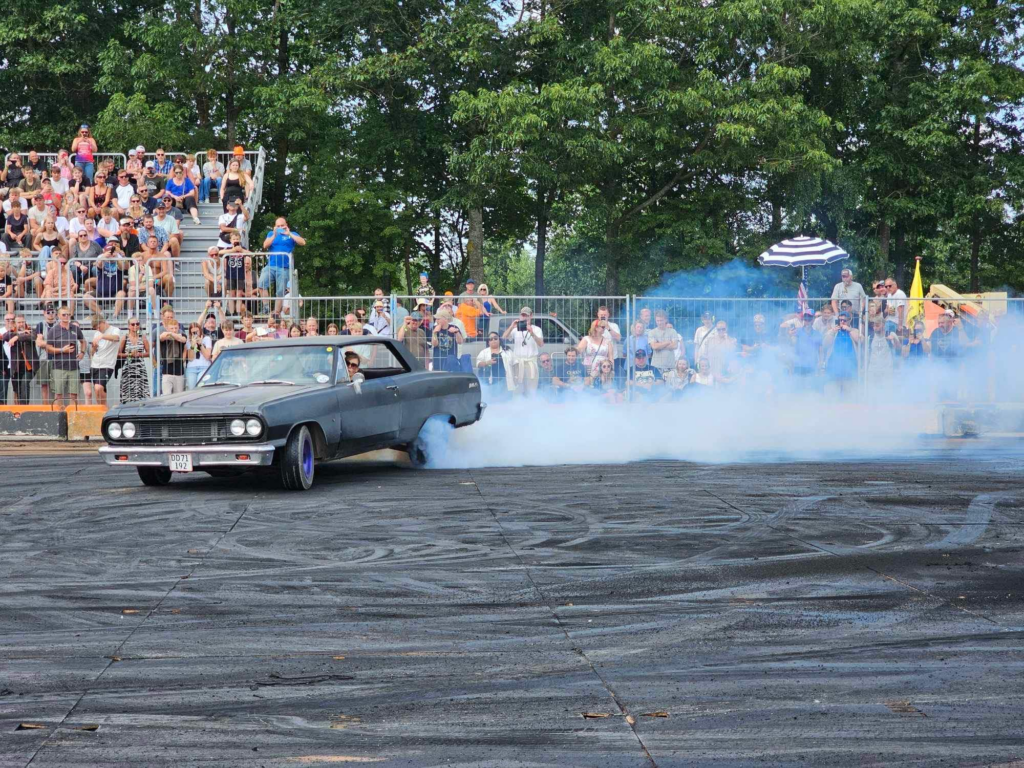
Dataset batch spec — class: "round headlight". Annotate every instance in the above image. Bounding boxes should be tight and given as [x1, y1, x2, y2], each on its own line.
[107, 422, 122, 439]
[229, 419, 246, 437]
[121, 422, 136, 439]
[245, 418, 262, 437]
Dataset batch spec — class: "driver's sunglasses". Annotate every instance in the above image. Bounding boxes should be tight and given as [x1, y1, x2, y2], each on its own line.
[346, 361, 359, 369]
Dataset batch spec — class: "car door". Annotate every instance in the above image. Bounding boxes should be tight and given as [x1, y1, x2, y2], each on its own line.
[335, 341, 404, 451]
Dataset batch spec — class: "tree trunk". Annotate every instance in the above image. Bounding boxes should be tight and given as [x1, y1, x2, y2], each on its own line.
[892, 226, 906, 283]
[878, 220, 891, 262]
[193, 0, 210, 130]
[403, 236, 412, 295]
[466, 207, 484, 285]
[272, 1, 289, 211]
[431, 221, 442, 289]
[535, 193, 548, 296]
[970, 220, 981, 292]
[605, 222, 620, 295]
[225, 12, 237, 146]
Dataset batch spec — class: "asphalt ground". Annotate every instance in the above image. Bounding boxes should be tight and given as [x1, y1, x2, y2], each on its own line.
[1, 445, 1023, 767]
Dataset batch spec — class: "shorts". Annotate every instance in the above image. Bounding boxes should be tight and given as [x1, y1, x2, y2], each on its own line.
[96, 276, 122, 298]
[225, 274, 247, 292]
[90, 368, 114, 387]
[51, 367, 81, 396]
[257, 266, 289, 298]
[36, 360, 53, 385]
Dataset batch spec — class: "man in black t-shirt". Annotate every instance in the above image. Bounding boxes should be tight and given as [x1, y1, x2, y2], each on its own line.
[630, 349, 663, 401]
[152, 305, 187, 395]
[552, 347, 587, 399]
[44, 305, 84, 409]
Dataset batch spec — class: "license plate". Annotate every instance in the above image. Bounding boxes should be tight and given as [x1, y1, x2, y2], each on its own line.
[169, 453, 193, 473]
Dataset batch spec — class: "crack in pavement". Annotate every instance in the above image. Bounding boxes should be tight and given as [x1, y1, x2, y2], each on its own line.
[466, 470, 658, 768]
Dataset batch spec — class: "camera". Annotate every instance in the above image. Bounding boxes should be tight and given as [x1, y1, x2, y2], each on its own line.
[517, 320, 528, 332]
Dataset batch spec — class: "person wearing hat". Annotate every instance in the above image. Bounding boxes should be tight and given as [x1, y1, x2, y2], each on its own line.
[140, 162, 165, 199]
[397, 309, 428, 367]
[431, 309, 464, 373]
[455, 279, 482, 338]
[368, 297, 392, 336]
[822, 310, 861, 398]
[630, 348, 663, 401]
[830, 267, 867, 318]
[125, 148, 143, 182]
[501, 306, 544, 396]
[231, 146, 253, 174]
[414, 271, 435, 304]
[70, 124, 97, 183]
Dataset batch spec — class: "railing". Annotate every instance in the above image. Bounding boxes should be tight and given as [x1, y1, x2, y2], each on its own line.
[242, 148, 267, 250]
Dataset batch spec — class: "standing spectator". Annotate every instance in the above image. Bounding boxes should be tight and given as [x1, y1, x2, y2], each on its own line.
[596, 305, 621, 342]
[704, 320, 737, 379]
[476, 331, 510, 400]
[692, 357, 715, 387]
[0, 311, 11, 403]
[822, 312, 861, 398]
[432, 310, 464, 373]
[692, 311, 715, 362]
[87, 314, 120, 406]
[838, 299, 859, 329]
[393, 298, 409, 327]
[221, 232, 252, 316]
[397, 311, 428, 367]
[198, 302, 225, 344]
[34, 303, 58, 405]
[502, 306, 544, 396]
[0, 259, 13, 317]
[830, 268, 867, 317]
[414, 271, 435, 305]
[625, 320, 652, 371]
[201, 149, 224, 203]
[125, 148, 144, 183]
[118, 317, 150, 402]
[259, 216, 304, 315]
[220, 158, 250, 212]
[151, 148, 173, 177]
[929, 309, 972, 400]
[552, 347, 587, 397]
[884, 277, 908, 332]
[740, 314, 774, 363]
[630, 348, 663, 401]
[44, 305, 84, 410]
[868, 280, 888, 327]
[202, 245, 223, 300]
[152, 305, 187, 395]
[577, 318, 614, 376]
[455, 287, 482, 339]
[212, 320, 243, 359]
[865, 315, 899, 389]
[477, 284, 504, 315]
[902, 320, 929, 364]
[785, 309, 823, 387]
[238, 311, 257, 343]
[368, 299, 392, 335]
[40, 250, 78, 316]
[184, 321, 213, 389]
[3, 314, 38, 404]
[164, 165, 201, 224]
[648, 310, 680, 374]
[217, 199, 248, 248]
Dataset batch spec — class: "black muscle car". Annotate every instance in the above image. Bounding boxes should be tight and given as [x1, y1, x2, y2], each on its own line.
[99, 336, 484, 490]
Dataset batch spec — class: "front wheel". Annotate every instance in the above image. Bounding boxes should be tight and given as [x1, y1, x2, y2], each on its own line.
[138, 466, 172, 487]
[280, 425, 315, 490]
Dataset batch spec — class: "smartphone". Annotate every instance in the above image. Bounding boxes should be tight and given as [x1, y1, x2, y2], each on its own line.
[491, 353, 499, 362]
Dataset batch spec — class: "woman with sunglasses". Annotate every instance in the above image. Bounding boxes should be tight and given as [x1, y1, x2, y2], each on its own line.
[476, 284, 505, 316]
[589, 359, 621, 404]
[71, 125, 98, 183]
[577, 319, 613, 377]
[117, 317, 150, 403]
[164, 164, 201, 225]
[85, 170, 111, 219]
[184, 321, 213, 389]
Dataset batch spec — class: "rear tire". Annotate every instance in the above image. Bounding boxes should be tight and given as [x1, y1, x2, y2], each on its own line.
[280, 425, 315, 490]
[409, 415, 452, 468]
[138, 467, 172, 487]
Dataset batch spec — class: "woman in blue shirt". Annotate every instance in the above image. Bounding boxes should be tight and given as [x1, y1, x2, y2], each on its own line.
[163, 165, 201, 225]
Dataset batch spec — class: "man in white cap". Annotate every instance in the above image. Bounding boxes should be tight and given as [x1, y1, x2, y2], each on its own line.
[830, 268, 866, 317]
[501, 306, 544, 396]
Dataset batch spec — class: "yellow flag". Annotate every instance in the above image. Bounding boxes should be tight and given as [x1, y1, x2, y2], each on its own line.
[905, 258, 924, 329]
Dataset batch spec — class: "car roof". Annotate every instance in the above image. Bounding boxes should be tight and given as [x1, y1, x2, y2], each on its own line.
[248, 335, 390, 349]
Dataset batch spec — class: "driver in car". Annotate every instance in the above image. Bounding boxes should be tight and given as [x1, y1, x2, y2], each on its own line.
[344, 351, 361, 378]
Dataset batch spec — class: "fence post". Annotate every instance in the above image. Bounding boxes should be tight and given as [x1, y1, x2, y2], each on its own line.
[390, 293, 398, 338]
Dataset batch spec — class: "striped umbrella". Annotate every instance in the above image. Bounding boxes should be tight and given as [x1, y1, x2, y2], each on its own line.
[757, 236, 849, 268]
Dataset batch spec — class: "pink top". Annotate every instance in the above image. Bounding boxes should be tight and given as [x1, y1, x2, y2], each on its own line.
[73, 138, 95, 163]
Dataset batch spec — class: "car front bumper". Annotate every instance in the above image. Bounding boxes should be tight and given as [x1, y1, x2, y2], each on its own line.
[99, 443, 276, 468]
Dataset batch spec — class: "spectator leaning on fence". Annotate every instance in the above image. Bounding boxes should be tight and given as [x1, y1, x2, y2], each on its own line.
[260, 217, 304, 315]
[397, 311, 428, 367]
[432, 310, 464, 373]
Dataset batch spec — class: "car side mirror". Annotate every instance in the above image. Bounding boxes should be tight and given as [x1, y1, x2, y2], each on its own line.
[349, 372, 365, 395]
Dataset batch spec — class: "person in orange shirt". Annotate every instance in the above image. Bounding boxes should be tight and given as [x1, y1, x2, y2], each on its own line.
[455, 280, 483, 338]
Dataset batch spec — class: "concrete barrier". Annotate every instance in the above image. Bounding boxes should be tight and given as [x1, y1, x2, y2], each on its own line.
[0, 406, 67, 440]
[66, 405, 108, 441]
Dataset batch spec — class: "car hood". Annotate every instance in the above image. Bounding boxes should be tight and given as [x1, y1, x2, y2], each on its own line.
[108, 383, 318, 418]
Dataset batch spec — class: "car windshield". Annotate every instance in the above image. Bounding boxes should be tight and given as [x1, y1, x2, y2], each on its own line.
[200, 345, 335, 387]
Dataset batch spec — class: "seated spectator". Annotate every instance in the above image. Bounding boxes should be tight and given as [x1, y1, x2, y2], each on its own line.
[164, 164, 201, 224]
[201, 149, 224, 203]
[137, 214, 177, 261]
[14, 247, 45, 301]
[341, 312, 372, 336]
[84, 169, 111, 218]
[784, 309, 823, 387]
[65, 167, 87, 205]
[326, 322, 340, 336]
[867, 280, 887, 326]
[24, 150, 46, 174]
[663, 357, 692, 398]
[137, 185, 159, 214]
[3, 201, 30, 251]
[538, 352, 555, 396]
[18, 167, 42, 197]
[902, 320, 929, 363]
[3, 187, 28, 216]
[287, 322, 303, 338]
[692, 357, 714, 387]
[589, 359, 621, 404]
[740, 313, 774, 362]
[39, 179, 62, 215]
[2, 152, 24, 188]
[553, 347, 588, 396]
[139, 235, 175, 301]
[84, 241, 129, 319]
[139, 162, 165, 199]
[153, 201, 183, 256]
[47, 167, 69, 197]
[217, 199, 248, 248]
[304, 316, 319, 337]
[116, 217, 140, 259]
[97, 207, 120, 241]
[220, 159, 251, 212]
[630, 348, 663, 400]
[41, 251, 77, 314]
[151, 148, 173, 178]
[27, 194, 49, 237]
[112, 168, 136, 215]
[476, 331, 511, 399]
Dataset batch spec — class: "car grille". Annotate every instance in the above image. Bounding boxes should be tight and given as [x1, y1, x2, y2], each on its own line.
[127, 418, 247, 445]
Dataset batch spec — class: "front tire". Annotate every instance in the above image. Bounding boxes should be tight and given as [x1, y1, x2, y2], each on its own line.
[138, 467, 172, 487]
[280, 425, 315, 490]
